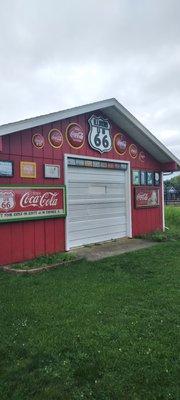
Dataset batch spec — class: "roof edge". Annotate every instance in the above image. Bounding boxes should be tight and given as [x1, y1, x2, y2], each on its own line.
[0, 98, 179, 168]
[111, 100, 180, 168]
[0, 98, 116, 136]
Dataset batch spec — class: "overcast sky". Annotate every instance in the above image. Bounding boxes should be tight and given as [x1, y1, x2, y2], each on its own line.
[0, 0, 180, 163]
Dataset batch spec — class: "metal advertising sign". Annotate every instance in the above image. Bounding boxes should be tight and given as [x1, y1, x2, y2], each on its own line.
[113, 133, 127, 155]
[67, 157, 127, 170]
[44, 164, 60, 178]
[139, 151, 146, 162]
[20, 162, 36, 178]
[0, 161, 13, 177]
[0, 186, 66, 223]
[129, 143, 138, 159]
[135, 187, 160, 208]
[48, 129, 63, 149]
[88, 115, 112, 153]
[32, 133, 45, 149]
[66, 123, 85, 149]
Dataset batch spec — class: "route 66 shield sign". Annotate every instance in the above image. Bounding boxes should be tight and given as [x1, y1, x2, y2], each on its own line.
[0, 191, 15, 211]
[88, 115, 112, 153]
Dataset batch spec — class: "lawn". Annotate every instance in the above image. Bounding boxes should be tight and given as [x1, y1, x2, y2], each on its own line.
[0, 207, 179, 400]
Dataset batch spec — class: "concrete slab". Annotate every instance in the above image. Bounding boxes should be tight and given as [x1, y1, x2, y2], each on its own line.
[70, 237, 157, 261]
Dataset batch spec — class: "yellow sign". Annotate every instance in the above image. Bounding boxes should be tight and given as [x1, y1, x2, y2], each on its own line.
[20, 162, 36, 178]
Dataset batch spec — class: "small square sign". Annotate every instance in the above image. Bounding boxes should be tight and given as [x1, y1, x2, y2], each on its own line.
[140, 171, 147, 185]
[0, 161, 13, 177]
[20, 162, 36, 178]
[147, 171, 154, 185]
[44, 164, 60, 179]
[132, 170, 140, 185]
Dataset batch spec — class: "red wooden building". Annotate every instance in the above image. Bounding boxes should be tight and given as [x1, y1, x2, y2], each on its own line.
[0, 98, 179, 266]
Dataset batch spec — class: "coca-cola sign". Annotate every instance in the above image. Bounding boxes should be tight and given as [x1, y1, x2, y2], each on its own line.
[135, 187, 159, 208]
[129, 143, 138, 159]
[66, 123, 85, 149]
[48, 129, 63, 149]
[32, 133, 45, 149]
[113, 133, 127, 155]
[0, 186, 66, 223]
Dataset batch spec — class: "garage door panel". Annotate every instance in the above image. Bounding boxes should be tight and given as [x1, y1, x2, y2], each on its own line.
[69, 209, 126, 222]
[69, 216, 126, 232]
[69, 230, 126, 248]
[68, 183, 125, 197]
[69, 205, 126, 219]
[69, 224, 127, 241]
[69, 169, 125, 184]
[67, 163, 128, 248]
[69, 198, 126, 205]
[69, 176, 125, 184]
[68, 202, 126, 212]
[69, 166, 125, 177]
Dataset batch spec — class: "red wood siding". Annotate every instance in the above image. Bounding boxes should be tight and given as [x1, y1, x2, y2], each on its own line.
[0, 111, 163, 265]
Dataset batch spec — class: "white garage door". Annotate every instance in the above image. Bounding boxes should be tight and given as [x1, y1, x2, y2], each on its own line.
[67, 164, 128, 248]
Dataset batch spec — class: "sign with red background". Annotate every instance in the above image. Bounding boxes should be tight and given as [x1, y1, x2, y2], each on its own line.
[113, 133, 127, 155]
[48, 129, 63, 148]
[139, 151, 146, 162]
[135, 187, 159, 208]
[0, 186, 66, 223]
[129, 143, 138, 158]
[32, 133, 45, 149]
[66, 123, 85, 149]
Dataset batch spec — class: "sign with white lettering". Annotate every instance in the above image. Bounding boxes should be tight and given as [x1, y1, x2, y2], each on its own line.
[66, 123, 85, 149]
[0, 186, 66, 222]
[135, 187, 159, 208]
[88, 115, 112, 153]
[20, 162, 36, 178]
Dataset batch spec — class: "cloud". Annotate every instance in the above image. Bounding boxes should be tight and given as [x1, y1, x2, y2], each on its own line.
[0, 0, 179, 160]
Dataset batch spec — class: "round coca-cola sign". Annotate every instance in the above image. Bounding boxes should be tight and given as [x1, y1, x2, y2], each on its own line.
[113, 133, 127, 155]
[48, 129, 63, 149]
[66, 123, 85, 149]
[32, 133, 45, 149]
[129, 143, 138, 159]
[139, 151, 146, 162]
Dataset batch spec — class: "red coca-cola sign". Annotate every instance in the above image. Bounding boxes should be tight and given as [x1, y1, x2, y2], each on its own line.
[0, 186, 66, 222]
[48, 129, 63, 148]
[135, 187, 159, 208]
[129, 143, 138, 159]
[32, 133, 45, 149]
[113, 133, 127, 155]
[66, 123, 85, 149]
[139, 151, 146, 162]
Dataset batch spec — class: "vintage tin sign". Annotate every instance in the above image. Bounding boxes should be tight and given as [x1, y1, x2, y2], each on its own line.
[32, 133, 45, 149]
[0, 186, 66, 222]
[139, 151, 146, 162]
[20, 162, 36, 178]
[48, 129, 63, 148]
[154, 172, 160, 186]
[135, 187, 159, 208]
[113, 133, 127, 155]
[88, 115, 112, 153]
[129, 143, 138, 159]
[0, 161, 13, 177]
[66, 123, 85, 149]
[44, 164, 60, 178]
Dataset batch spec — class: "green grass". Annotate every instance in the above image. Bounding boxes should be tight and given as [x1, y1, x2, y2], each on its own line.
[0, 240, 180, 399]
[139, 206, 180, 242]
[165, 206, 180, 231]
[0, 206, 179, 398]
[9, 252, 76, 270]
